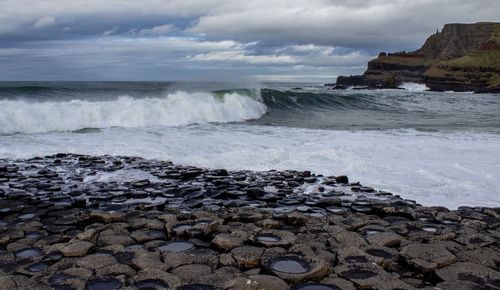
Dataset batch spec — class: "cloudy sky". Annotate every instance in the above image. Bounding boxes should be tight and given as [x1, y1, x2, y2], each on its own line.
[1, 0, 498, 82]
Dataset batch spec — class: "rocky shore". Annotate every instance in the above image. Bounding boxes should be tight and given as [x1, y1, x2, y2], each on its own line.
[334, 22, 500, 93]
[0, 154, 499, 290]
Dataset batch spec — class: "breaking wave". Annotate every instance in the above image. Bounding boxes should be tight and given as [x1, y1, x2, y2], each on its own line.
[0, 91, 267, 134]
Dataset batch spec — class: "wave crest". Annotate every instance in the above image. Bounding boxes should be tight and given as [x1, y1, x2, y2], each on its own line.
[0, 91, 267, 134]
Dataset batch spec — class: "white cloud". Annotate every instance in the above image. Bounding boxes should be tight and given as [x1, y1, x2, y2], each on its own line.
[138, 24, 175, 36]
[33, 16, 55, 29]
[188, 50, 297, 64]
[103, 26, 119, 36]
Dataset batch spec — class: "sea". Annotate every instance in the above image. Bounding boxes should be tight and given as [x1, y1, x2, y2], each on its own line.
[0, 81, 499, 209]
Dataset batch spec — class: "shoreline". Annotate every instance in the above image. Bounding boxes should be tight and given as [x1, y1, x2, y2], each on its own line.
[1, 153, 499, 289]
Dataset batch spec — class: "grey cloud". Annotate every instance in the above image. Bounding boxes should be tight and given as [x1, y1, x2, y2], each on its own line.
[0, 0, 498, 81]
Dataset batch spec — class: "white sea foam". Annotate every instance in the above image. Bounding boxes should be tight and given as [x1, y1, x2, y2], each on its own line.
[398, 82, 430, 92]
[1, 124, 499, 209]
[0, 91, 267, 134]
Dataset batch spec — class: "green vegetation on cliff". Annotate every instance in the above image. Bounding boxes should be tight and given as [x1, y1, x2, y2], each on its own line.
[336, 22, 500, 92]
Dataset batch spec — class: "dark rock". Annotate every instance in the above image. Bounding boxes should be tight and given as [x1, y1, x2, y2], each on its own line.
[400, 243, 457, 272]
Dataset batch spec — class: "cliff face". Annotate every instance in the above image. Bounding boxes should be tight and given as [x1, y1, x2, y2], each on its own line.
[335, 22, 500, 93]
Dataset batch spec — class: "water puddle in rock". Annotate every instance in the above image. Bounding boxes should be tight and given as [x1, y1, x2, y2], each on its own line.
[326, 207, 346, 214]
[18, 213, 36, 219]
[345, 256, 369, 263]
[440, 219, 459, 225]
[173, 224, 193, 232]
[271, 257, 309, 274]
[158, 241, 194, 252]
[256, 233, 281, 243]
[126, 244, 144, 250]
[177, 284, 215, 290]
[26, 262, 48, 272]
[147, 230, 165, 239]
[25, 231, 44, 239]
[292, 284, 342, 290]
[422, 227, 438, 232]
[364, 230, 382, 235]
[196, 220, 212, 225]
[49, 273, 72, 285]
[134, 279, 169, 289]
[341, 269, 377, 279]
[365, 249, 392, 258]
[86, 278, 122, 290]
[15, 248, 42, 259]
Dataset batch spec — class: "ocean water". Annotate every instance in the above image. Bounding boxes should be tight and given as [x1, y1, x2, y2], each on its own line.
[0, 81, 499, 209]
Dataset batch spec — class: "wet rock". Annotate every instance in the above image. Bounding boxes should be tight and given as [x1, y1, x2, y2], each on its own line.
[158, 241, 194, 253]
[455, 233, 496, 248]
[134, 279, 171, 289]
[247, 187, 266, 198]
[132, 252, 169, 271]
[253, 230, 296, 248]
[15, 247, 42, 259]
[335, 263, 412, 290]
[248, 275, 289, 290]
[285, 212, 308, 226]
[97, 234, 134, 247]
[212, 234, 245, 251]
[89, 211, 125, 224]
[366, 232, 404, 248]
[161, 249, 219, 270]
[334, 176, 349, 184]
[363, 245, 399, 267]
[231, 246, 264, 268]
[171, 264, 212, 282]
[220, 253, 236, 266]
[315, 197, 341, 208]
[96, 263, 136, 277]
[76, 228, 98, 243]
[264, 255, 331, 283]
[77, 253, 118, 270]
[329, 231, 367, 248]
[130, 229, 166, 243]
[436, 280, 485, 290]
[436, 262, 500, 285]
[86, 278, 122, 290]
[461, 248, 500, 269]
[400, 243, 457, 272]
[319, 277, 356, 290]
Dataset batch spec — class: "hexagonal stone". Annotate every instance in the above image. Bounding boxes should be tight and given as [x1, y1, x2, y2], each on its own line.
[133, 268, 181, 289]
[263, 255, 331, 283]
[231, 246, 264, 268]
[62, 239, 94, 257]
[436, 281, 485, 290]
[436, 262, 500, 284]
[77, 253, 118, 270]
[400, 243, 456, 272]
[248, 275, 288, 290]
[171, 264, 212, 282]
[329, 231, 368, 248]
[335, 263, 413, 289]
[211, 234, 245, 251]
[366, 232, 403, 248]
[89, 211, 124, 224]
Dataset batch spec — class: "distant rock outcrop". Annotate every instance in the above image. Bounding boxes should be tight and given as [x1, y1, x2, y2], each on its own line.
[334, 22, 500, 93]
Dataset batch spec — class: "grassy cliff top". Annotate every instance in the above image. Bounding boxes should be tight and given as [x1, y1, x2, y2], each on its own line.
[437, 50, 500, 69]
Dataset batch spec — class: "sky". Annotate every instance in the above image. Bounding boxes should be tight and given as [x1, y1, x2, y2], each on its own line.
[0, 0, 499, 82]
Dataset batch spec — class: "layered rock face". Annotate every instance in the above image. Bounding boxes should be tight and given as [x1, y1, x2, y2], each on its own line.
[335, 22, 500, 92]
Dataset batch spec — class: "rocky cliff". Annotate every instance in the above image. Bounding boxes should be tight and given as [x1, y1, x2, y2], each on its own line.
[335, 22, 500, 93]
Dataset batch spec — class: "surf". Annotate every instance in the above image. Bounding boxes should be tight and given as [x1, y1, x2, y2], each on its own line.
[0, 91, 267, 134]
